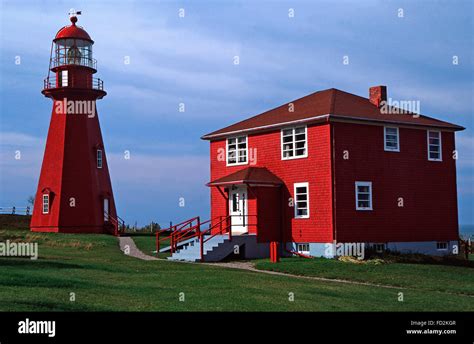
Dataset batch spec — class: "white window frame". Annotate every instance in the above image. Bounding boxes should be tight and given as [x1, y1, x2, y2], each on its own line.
[297, 243, 310, 255]
[294, 182, 309, 219]
[226, 136, 248, 166]
[42, 194, 49, 214]
[60, 70, 68, 87]
[384, 126, 400, 152]
[355, 181, 373, 211]
[97, 149, 103, 169]
[436, 242, 448, 251]
[427, 130, 442, 161]
[281, 126, 308, 160]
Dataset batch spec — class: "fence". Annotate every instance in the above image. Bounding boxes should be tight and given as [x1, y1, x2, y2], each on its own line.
[0, 206, 31, 215]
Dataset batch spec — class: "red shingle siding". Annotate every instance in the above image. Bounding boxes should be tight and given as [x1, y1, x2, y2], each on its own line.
[333, 122, 459, 243]
[209, 123, 334, 243]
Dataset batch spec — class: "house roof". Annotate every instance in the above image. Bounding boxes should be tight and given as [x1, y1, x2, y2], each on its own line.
[201, 88, 464, 140]
[207, 167, 283, 187]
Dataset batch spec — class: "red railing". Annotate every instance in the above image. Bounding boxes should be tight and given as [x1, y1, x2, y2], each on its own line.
[43, 75, 104, 91]
[155, 217, 200, 254]
[104, 210, 125, 236]
[155, 215, 258, 261]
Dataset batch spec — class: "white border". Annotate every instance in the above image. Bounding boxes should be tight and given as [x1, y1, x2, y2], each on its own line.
[427, 130, 442, 161]
[42, 194, 49, 214]
[294, 182, 310, 219]
[383, 126, 400, 152]
[281, 125, 308, 160]
[97, 149, 103, 169]
[226, 135, 248, 166]
[355, 181, 372, 211]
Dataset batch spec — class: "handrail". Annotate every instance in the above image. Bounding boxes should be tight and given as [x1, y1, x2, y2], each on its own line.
[43, 76, 104, 91]
[51, 56, 97, 70]
[104, 210, 125, 236]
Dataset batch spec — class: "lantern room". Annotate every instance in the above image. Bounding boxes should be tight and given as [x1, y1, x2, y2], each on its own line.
[42, 10, 105, 99]
[52, 11, 95, 71]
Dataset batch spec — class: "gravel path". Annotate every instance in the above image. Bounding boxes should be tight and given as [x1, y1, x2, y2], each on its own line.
[118, 236, 158, 261]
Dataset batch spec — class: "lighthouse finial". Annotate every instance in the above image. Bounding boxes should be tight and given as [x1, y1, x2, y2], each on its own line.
[68, 8, 82, 25]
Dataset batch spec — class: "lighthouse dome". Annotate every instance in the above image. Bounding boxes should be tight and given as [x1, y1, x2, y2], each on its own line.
[55, 24, 92, 42]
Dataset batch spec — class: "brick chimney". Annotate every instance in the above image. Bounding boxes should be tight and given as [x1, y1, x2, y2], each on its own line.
[369, 85, 387, 107]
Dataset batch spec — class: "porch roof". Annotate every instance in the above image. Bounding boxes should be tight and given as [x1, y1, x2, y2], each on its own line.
[207, 167, 283, 187]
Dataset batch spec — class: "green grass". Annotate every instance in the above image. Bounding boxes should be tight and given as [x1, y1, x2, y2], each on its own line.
[255, 257, 474, 296]
[131, 234, 171, 259]
[0, 223, 473, 311]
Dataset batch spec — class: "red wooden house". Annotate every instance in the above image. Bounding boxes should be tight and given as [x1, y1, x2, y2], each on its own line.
[199, 86, 464, 259]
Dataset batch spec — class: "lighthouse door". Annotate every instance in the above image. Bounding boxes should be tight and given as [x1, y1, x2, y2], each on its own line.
[229, 186, 248, 235]
[103, 198, 109, 222]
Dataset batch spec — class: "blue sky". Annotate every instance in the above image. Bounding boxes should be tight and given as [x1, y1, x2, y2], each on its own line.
[0, 0, 473, 227]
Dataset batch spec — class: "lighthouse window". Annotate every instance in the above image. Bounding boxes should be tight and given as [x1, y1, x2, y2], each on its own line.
[355, 181, 372, 210]
[227, 136, 247, 165]
[281, 126, 307, 160]
[294, 182, 309, 218]
[67, 45, 82, 65]
[97, 149, 103, 169]
[60, 70, 68, 87]
[427, 130, 442, 161]
[42, 194, 49, 214]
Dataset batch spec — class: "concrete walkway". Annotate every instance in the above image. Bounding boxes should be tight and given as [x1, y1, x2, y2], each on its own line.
[118, 236, 158, 261]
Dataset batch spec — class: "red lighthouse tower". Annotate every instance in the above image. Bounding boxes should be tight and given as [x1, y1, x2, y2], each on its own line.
[31, 11, 118, 235]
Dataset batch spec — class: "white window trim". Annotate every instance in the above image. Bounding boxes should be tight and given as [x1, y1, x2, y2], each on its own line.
[97, 149, 103, 169]
[226, 135, 248, 166]
[294, 182, 310, 219]
[281, 126, 308, 160]
[427, 130, 442, 162]
[42, 194, 49, 214]
[297, 243, 310, 255]
[355, 181, 373, 211]
[61, 70, 68, 87]
[384, 126, 400, 152]
[436, 242, 448, 251]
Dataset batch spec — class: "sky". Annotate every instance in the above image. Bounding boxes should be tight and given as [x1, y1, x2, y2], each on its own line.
[0, 0, 473, 227]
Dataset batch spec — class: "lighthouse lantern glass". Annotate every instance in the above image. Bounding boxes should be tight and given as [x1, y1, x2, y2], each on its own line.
[54, 38, 93, 68]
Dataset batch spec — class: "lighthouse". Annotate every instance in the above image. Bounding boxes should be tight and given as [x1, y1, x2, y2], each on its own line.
[31, 10, 119, 235]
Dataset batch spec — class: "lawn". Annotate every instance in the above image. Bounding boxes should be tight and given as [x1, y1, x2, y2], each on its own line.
[255, 257, 474, 296]
[0, 221, 473, 311]
[129, 234, 171, 259]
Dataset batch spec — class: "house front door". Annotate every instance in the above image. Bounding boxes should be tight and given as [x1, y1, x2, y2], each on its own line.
[229, 186, 248, 235]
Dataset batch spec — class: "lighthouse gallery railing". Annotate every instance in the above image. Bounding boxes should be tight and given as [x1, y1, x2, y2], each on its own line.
[43, 76, 104, 91]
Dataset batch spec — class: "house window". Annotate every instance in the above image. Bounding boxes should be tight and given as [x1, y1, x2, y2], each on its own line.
[42, 194, 49, 214]
[355, 181, 372, 210]
[282, 126, 307, 159]
[227, 136, 247, 165]
[294, 182, 309, 218]
[436, 242, 448, 250]
[384, 127, 399, 152]
[97, 149, 103, 168]
[427, 131, 442, 161]
[297, 243, 310, 255]
[374, 243, 385, 253]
